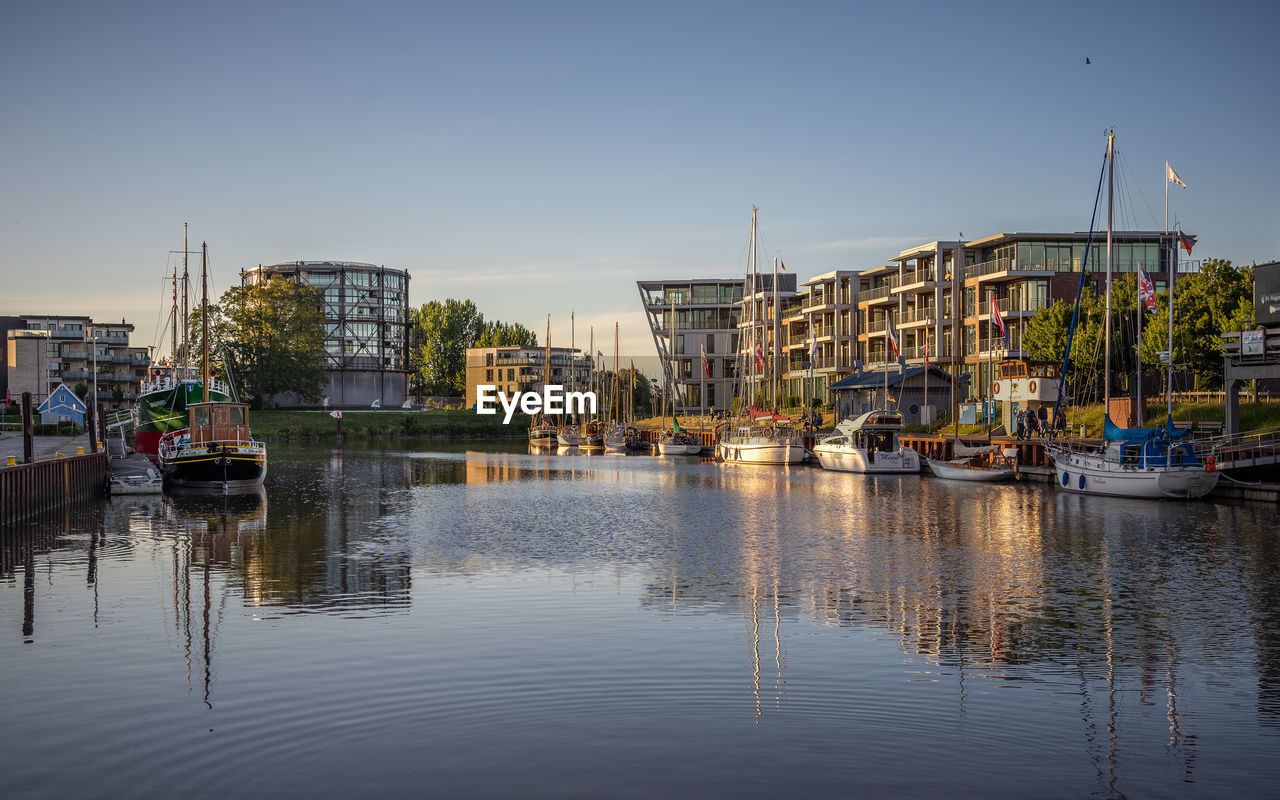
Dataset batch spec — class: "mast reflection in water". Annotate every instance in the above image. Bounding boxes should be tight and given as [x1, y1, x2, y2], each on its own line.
[1, 441, 1278, 798]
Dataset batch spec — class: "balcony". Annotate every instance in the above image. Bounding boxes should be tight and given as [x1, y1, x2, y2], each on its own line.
[965, 256, 1062, 281]
[891, 269, 946, 293]
[857, 285, 894, 304]
[974, 298, 1050, 320]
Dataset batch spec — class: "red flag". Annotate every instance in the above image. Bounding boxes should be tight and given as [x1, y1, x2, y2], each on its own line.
[1179, 231, 1196, 254]
[754, 340, 766, 372]
[700, 345, 711, 378]
[924, 340, 930, 369]
[779, 260, 787, 271]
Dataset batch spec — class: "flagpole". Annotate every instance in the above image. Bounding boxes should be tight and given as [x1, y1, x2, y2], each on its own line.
[1136, 262, 1144, 426]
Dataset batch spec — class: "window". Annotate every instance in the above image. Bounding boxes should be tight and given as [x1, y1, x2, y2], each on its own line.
[193, 407, 211, 427]
[229, 406, 246, 425]
[507, 368, 515, 381]
[486, 369, 493, 381]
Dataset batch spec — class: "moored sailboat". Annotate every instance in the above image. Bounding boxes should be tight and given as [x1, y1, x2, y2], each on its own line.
[1044, 130, 1218, 499]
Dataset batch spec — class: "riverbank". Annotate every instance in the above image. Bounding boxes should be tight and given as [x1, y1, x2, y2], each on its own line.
[250, 409, 530, 442]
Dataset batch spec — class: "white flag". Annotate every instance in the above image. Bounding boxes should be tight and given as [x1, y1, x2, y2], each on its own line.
[1166, 162, 1187, 188]
[330, 410, 342, 419]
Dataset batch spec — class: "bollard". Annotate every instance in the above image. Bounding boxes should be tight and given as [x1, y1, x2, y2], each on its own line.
[6, 455, 13, 466]
[78, 447, 85, 455]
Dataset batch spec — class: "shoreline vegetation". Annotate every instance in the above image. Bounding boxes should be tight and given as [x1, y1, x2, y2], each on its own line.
[239, 400, 1280, 443]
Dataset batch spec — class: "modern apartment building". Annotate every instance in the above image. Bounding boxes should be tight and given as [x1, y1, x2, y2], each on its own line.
[464, 346, 592, 409]
[840, 231, 1187, 406]
[781, 269, 863, 404]
[3, 315, 150, 412]
[638, 275, 795, 415]
[241, 261, 411, 408]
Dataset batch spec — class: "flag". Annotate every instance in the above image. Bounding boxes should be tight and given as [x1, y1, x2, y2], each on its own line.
[700, 344, 711, 378]
[885, 316, 900, 358]
[990, 298, 1008, 343]
[1138, 267, 1157, 313]
[780, 260, 787, 271]
[1167, 162, 1187, 188]
[330, 410, 342, 419]
[1179, 231, 1196, 254]
[924, 339, 930, 369]
[809, 327, 817, 361]
[753, 339, 765, 372]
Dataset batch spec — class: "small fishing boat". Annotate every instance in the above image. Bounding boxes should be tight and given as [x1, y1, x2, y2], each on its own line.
[157, 241, 267, 491]
[159, 401, 268, 490]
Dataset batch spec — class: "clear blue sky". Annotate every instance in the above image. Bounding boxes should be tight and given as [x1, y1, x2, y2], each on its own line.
[3, 0, 1276, 358]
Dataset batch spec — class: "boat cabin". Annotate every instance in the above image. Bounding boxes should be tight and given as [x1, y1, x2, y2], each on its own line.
[830, 410, 905, 455]
[188, 401, 253, 445]
[993, 359, 1060, 424]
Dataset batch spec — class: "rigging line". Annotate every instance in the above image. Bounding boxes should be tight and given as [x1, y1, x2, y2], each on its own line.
[1052, 143, 1109, 429]
[1115, 149, 1160, 231]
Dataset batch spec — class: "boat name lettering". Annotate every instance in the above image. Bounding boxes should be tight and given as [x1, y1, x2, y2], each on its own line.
[475, 385, 598, 424]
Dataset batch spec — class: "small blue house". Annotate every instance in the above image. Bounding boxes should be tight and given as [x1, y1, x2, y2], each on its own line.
[37, 382, 88, 425]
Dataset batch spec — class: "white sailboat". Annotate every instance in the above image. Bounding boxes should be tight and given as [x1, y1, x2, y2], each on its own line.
[925, 442, 1015, 482]
[1045, 130, 1218, 500]
[717, 206, 805, 465]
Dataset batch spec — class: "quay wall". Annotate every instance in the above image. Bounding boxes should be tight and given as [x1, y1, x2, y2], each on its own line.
[0, 453, 107, 527]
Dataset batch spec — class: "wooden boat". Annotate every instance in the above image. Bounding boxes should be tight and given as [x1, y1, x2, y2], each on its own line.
[159, 401, 267, 489]
[157, 241, 267, 491]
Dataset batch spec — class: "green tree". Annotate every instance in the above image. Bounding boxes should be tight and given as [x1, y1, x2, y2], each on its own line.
[194, 277, 326, 408]
[475, 320, 538, 348]
[1022, 283, 1104, 398]
[409, 299, 485, 396]
[1158, 258, 1254, 389]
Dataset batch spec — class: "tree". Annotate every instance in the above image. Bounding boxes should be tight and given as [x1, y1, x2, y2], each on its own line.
[194, 277, 326, 408]
[475, 320, 538, 348]
[409, 299, 485, 396]
[1022, 283, 1104, 398]
[1159, 258, 1254, 389]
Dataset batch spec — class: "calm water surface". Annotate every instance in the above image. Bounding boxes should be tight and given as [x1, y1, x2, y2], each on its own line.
[2, 442, 1279, 798]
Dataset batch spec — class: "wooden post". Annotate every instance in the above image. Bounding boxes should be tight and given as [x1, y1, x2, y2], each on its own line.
[22, 391, 34, 464]
[88, 401, 99, 455]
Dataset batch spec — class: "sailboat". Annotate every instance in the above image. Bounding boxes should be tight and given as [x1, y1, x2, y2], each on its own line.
[529, 315, 557, 448]
[716, 207, 805, 465]
[1045, 130, 1218, 499]
[135, 224, 233, 459]
[157, 242, 267, 491]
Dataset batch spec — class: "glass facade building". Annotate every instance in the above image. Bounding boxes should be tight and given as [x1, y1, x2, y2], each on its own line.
[241, 261, 411, 408]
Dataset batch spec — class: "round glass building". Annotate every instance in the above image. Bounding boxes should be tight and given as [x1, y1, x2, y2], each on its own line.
[241, 261, 410, 408]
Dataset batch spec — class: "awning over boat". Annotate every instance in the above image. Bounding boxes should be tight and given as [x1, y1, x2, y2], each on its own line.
[1103, 415, 1192, 442]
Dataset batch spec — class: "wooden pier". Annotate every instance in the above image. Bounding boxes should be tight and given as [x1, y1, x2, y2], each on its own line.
[1, 452, 108, 527]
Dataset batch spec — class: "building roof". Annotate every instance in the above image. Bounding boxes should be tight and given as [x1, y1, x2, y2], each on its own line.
[827, 365, 959, 392]
[963, 230, 1183, 249]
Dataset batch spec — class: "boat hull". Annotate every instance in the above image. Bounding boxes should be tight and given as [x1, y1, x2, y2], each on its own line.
[160, 443, 267, 490]
[717, 441, 805, 465]
[926, 458, 1014, 482]
[813, 444, 920, 474]
[1049, 449, 1219, 499]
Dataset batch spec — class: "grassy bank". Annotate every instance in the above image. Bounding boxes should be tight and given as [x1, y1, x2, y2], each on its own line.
[914, 400, 1280, 439]
[250, 409, 530, 442]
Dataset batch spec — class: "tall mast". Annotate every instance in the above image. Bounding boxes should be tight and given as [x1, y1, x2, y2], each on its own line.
[182, 222, 190, 370]
[589, 326, 594, 423]
[201, 241, 209, 403]
[772, 252, 779, 411]
[1103, 130, 1114, 424]
[171, 264, 179, 362]
[614, 322, 619, 425]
